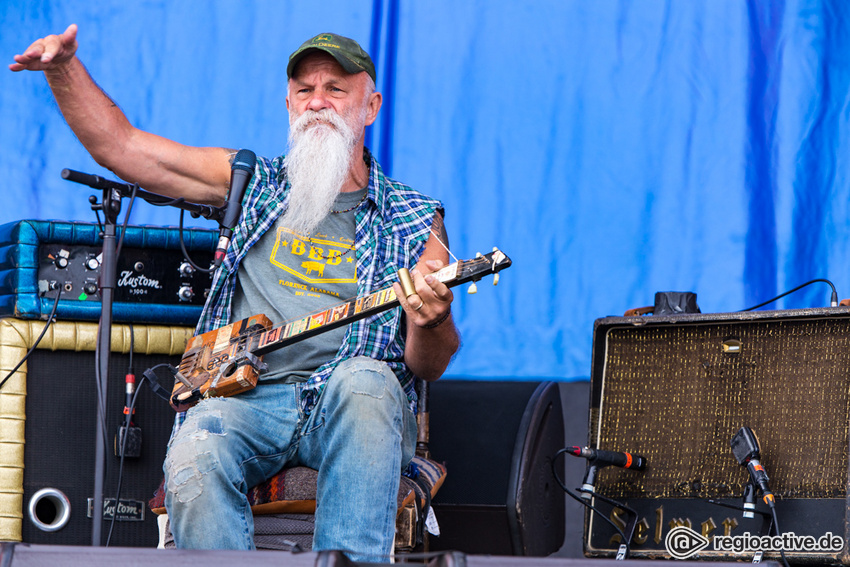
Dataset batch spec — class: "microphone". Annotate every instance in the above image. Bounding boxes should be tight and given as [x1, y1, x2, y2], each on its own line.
[214, 149, 256, 268]
[730, 426, 775, 508]
[566, 446, 646, 500]
[566, 446, 647, 471]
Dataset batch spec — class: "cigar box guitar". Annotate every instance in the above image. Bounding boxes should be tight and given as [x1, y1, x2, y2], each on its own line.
[169, 248, 511, 411]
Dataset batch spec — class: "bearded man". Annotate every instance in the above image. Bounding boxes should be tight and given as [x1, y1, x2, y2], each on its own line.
[11, 27, 459, 562]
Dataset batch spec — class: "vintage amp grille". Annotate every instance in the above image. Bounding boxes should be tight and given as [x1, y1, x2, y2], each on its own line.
[0, 220, 216, 326]
[584, 307, 850, 564]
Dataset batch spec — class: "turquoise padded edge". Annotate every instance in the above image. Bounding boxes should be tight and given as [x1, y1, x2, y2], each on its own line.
[0, 220, 216, 324]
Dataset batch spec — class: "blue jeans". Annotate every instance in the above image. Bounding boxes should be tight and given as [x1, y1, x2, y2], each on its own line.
[163, 356, 417, 562]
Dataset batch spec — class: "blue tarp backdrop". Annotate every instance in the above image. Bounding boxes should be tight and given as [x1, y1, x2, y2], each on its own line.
[2, 1, 849, 382]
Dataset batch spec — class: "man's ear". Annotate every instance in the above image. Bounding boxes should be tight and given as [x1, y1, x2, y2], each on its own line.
[365, 91, 382, 126]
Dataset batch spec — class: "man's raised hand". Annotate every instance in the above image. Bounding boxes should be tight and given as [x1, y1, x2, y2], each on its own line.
[10, 24, 78, 72]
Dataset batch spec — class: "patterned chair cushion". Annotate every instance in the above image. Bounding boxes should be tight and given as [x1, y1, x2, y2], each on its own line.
[149, 455, 446, 517]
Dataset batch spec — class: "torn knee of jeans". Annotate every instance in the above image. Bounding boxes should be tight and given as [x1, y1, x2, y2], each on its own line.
[166, 431, 219, 504]
[194, 409, 225, 435]
[166, 460, 204, 504]
[350, 371, 387, 399]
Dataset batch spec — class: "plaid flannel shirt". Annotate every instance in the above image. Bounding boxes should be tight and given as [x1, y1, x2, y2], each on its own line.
[192, 149, 441, 416]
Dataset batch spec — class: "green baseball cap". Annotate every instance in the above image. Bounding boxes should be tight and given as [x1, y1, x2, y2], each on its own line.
[287, 33, 376, 83]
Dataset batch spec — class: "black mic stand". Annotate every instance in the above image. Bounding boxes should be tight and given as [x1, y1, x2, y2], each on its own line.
[88, 186, 121, 546]
[63, 169, 226, 546]
[62, 169, 225, 222]
[579, 468, 639, 559]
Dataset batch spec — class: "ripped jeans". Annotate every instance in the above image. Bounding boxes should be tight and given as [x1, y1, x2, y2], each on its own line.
[163, 356, 417, 563]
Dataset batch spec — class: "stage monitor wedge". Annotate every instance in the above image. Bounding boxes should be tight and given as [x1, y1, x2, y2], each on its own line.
[428, 380, 565, 556]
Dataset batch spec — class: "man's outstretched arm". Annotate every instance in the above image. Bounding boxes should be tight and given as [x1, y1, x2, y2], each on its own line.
[10, 24, 232, 204]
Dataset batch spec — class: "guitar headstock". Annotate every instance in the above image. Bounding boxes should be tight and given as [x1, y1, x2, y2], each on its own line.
[433, 247, 512, 292]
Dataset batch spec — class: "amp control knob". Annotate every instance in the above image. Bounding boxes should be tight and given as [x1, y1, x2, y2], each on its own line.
[85, 257, 100, 270]
[178, 262, 195, 277]
[54, 257, 69, 269]
[83, 282, 98, 296]
[177, 286, 194, 302]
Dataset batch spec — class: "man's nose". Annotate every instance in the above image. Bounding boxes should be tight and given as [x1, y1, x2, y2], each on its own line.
[306, 92, 331, 112]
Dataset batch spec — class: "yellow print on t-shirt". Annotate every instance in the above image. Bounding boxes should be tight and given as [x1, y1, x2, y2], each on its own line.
[269, 227, 356, 285]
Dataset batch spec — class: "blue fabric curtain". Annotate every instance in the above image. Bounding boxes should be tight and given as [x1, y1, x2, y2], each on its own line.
[2, 0, 849, 381]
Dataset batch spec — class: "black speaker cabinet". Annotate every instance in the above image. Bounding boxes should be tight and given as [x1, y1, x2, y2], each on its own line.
[584, 308, 850, 563]
[428, 380, 565, 556]
[0, 318, 191, 546]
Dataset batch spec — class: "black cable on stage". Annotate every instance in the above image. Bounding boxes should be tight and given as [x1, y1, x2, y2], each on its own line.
[699, 496, 772, 519]
[0, 291, 61, 391]
[770, 506, 790, 567]
[740, 278, 838, 312]
[142, 200, 216, 274]
[551, 448, 633, 558]
[106, 325, 139, 547]
[114, 183, 138, 260]
[178, 209, 214, 274]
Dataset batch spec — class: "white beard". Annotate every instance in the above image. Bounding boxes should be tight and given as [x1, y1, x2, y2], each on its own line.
[281, 108, 359, 236]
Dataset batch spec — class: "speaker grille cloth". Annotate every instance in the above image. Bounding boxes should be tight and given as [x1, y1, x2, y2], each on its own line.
[593, 317, 850, 499]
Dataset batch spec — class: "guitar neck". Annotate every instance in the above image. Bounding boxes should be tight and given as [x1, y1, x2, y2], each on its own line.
[251, 263, 456, 357]
[250, 249, 509, 357]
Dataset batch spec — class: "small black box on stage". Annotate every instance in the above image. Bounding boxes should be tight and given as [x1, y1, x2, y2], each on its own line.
[114, 426, 142, 459]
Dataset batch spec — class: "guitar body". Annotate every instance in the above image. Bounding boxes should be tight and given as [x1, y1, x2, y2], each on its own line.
[170, 314, 272, 412]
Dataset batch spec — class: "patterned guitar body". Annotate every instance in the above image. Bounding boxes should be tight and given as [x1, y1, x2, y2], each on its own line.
[170, 314, 272, 412]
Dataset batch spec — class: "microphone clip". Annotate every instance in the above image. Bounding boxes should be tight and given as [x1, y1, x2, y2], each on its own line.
[731, 427, 775, 508]
[213, 149, 257, 269]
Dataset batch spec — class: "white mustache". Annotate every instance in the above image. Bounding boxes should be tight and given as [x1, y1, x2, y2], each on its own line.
[291, 108, 347, 135]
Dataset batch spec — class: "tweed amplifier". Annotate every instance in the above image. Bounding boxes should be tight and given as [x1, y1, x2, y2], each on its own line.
[584, 307, 850, 564]
[0, 220, 216, 326]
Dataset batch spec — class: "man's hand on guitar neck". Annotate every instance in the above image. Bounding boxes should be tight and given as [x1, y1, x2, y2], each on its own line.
[394, 256, 460, 382]
[394, 259, 453, 329]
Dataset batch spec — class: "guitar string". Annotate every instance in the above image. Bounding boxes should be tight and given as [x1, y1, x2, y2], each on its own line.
[429, 225, 459, 264]
[202, 255, 491, 350]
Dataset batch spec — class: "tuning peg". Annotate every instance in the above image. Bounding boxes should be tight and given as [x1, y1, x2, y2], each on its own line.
[475, 252, 483, 258]
[468, 281, 478, 294]
[493, 274, 500, 286]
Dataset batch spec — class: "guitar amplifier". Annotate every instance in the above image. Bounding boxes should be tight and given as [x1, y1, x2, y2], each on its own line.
[0, 220, 216, 326]
[0, 318, 192, 546]
[584, 308, 850, 564]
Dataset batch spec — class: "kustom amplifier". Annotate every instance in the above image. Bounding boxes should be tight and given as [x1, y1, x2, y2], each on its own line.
[0, 220, 216, 326]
